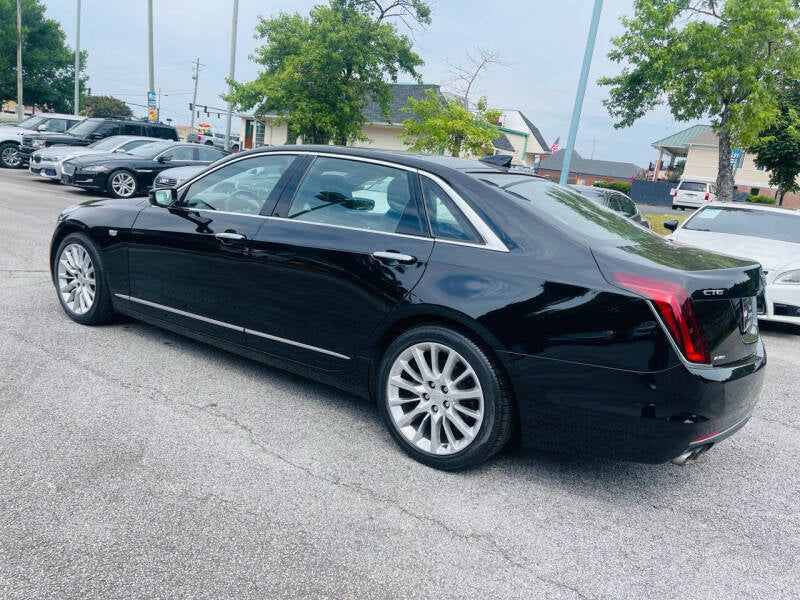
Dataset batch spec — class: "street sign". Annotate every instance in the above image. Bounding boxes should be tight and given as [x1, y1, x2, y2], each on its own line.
[731, 148, 744, 170]
[147, 90, 157, 122]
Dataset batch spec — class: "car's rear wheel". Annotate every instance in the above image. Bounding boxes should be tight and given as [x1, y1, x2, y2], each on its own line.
[54, 233, 114, 325]
[107, 170, 138, 198]
[377, 325, 514, 470]
[0, 142, 21, 168]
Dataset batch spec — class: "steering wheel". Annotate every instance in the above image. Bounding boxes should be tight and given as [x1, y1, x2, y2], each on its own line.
[229, 190, 262, 213]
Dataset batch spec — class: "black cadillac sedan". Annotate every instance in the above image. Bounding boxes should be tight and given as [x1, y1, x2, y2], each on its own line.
[61, 141, 227, 199]
[50, 146, 766, 470]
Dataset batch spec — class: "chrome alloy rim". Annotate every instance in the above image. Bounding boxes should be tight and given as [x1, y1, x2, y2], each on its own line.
[57, 243, 95, 315]
[1, 146, 20, 167]
[110, 172, 136, 197]
[387, 342, 484, 455]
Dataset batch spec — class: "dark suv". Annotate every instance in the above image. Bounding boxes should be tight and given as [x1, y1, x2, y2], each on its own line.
[19, 118, 178, 166]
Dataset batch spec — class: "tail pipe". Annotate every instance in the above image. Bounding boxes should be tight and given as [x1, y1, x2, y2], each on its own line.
[671, 444, 713, 466]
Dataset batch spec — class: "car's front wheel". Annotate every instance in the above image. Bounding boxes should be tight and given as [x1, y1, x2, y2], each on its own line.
[106, 170, 138, 198]
[377, 325, 514, 470]
[0, 142, 21, 168]
[54, 233, 115, 325]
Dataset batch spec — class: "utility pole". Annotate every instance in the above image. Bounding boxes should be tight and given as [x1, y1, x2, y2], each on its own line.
[224, 0, 239, 151]
[16, 0, 23, 122]
[189, 58, 200, 134]
[157, 88, 161, 121]
[559, 0, 603, 185]
[73, 0, 81, 115]
[147, 0, 154, 93]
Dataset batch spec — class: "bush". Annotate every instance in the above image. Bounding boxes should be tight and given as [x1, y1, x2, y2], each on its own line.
[593, 180, 632, 194]
[746, 194, 776, 205]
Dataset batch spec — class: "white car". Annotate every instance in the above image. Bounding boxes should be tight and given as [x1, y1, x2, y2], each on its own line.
[665, 202, 800, 326]
[0, 113, 85, 168]
[670, 179, 718, 210]
[29, 135, 154, 181]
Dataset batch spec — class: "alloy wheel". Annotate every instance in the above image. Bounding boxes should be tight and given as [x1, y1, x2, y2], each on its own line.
[387, 342, 485, 455]
[110, 172, 136, 197]
[1, 146, 20, 167]
[57, 243, 96, 315]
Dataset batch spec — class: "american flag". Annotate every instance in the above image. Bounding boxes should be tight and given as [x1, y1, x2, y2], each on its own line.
[549, 137, 560, 153]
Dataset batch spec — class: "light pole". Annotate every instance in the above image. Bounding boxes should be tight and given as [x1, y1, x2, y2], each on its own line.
[224, 0, 239, 151]
[74, 0, 81, 115]
[147, 0, 155, 121]
[559, 0, 603, 185]
[16, 0, 23, 122]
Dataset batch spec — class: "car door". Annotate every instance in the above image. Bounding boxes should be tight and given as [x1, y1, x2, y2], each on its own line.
[244, 154, 435, 369]
[125, 153, 299, 343]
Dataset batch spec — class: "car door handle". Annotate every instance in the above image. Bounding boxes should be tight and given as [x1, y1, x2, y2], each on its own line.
[372, 251, 416, 264]
[215, 232, 246, 242]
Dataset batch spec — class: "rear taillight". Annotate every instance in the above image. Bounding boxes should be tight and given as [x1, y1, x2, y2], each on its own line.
[670, 189, 676, 196]
[197, 134, 202, 141]
[614, 272, 710, 364]
[704, 192, 709, 200]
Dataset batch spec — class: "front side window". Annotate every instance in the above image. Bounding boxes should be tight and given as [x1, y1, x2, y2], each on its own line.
[164, 146, 195, 161]
[66, 118, 103, 137]
[93, 122, 121, 137]
[286, 157, 426, 236]
[684, 207, 800, 244]
[181, 155, 294, 215]
[121, 123, 143, 135]
[40, 118, 69, 132]
[420, 177, 482, 243]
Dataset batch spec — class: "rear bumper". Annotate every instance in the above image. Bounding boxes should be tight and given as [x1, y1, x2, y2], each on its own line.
[502, 338, 766, 463]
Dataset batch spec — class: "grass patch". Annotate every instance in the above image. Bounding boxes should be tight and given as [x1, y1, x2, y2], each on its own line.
[644, 213, 689, 235]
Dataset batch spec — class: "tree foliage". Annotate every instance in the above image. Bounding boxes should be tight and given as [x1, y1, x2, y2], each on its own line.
[80, 95, 132, 118]
[226, 1, 424, 145]
[747, 82, 800, 204]
[401, 89, 501, 157]
[593, 180, 632, 194]
[0, 0, 88, 113]
[600, 0, 800, 201]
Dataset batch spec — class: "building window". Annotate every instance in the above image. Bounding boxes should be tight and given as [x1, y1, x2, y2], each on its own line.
[255, 121, 265, 147]
[750, 187, 760, 196]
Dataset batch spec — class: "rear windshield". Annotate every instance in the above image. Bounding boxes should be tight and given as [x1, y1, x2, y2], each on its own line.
[679, 181, 706, 192]
[684, 206, 800, 244]
[128, 141, 173, 157]
[474, 174, 653, 242]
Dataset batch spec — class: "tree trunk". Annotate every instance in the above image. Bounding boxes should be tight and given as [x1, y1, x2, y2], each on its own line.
[776, 186, 785, 207]
[716, 122, 735, 203]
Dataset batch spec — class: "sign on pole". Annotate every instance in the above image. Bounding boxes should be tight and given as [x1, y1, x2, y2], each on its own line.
[147, 90, 157, 122]
[731, 148, 745, 170]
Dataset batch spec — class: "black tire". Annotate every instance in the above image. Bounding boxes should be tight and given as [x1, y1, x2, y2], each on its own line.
[0, 141, 21, 168]
[205, 140, 214, 146]
[231, 144, 239, 152]
[106, 169, 138, 198]
[53, 232, 115, 325]
[377, 325, 514, 471]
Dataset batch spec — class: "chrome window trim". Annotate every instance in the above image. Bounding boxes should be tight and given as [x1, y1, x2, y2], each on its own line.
[173, 149, 509, 252]
[114, 294, 350, 360]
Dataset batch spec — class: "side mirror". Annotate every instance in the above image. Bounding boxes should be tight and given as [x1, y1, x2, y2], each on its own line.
[157, 154, 172, 163]
[149, 188, 177, 207]
[36, 124, 48, 131]
[663, 219, 679, 232]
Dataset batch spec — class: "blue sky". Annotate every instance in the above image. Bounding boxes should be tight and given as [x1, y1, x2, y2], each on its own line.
[41, 0, 701, 166]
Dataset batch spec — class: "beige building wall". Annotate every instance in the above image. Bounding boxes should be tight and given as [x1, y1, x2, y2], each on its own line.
[684, 145, 775, 190]
[351, 124, 409, 151]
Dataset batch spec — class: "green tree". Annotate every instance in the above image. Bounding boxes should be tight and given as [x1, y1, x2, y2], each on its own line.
[600, 0, 800, 202]
[0, 0, 88, 113]
[226, 1, 424, 145]
[401, 90, 501, 157]
[80, 95, 132, 118]
[747, 82, 800, 205]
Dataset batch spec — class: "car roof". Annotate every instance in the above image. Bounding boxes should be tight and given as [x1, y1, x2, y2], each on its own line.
[700, 201, 800, 215]
[36, 113, 86, 120]
[225, 144, 544, 178]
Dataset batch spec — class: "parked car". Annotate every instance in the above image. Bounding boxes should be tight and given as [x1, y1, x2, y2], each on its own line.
[189, 130, 240, 151]
[29, 135, 155, 182]
[60, 141, 228, 198]
[0, 113, 86, 168]
[50, 146, 765, 470]
[569, 184, 651, 228]
[670, 179, 718, 210]
[19, 118, 178, 167]
[665, 202, 800, 326]
[152, 165, 207, 189]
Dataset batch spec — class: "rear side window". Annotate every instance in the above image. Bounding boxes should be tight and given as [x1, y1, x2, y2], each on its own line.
[121, 123, 143, 135]
[93, 122, 121, 137]
[420, 177, 482, 243]
[165, 146, 196, 161]
[615, 194, 637, 217]
[684, 207, 800, 244]
[679, 181, 707, 192]
[286, 157, 426, 236]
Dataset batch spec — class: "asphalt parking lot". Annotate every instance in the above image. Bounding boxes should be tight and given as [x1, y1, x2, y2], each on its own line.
[1, 167, 799, 599]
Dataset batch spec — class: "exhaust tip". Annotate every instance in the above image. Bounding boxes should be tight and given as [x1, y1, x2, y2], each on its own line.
[671, 444, 713, 466]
